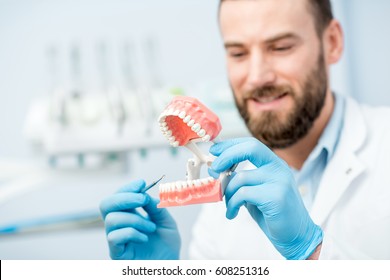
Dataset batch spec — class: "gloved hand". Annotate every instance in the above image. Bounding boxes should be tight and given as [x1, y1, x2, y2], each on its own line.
[99, 179, 181, 260]
[209, 137, 323, 260]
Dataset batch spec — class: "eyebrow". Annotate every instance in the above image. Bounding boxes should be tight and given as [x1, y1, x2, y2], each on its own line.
[265, 32, 300, 44]
[224, 32, 301, 49]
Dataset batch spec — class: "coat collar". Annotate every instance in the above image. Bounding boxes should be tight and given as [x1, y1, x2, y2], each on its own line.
[310, 97, 367, 226]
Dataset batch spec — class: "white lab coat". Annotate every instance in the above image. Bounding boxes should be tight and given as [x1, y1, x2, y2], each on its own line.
[188, 97, 390, 259]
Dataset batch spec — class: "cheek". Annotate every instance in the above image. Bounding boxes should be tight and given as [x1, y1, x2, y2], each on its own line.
[227, 61, 247, 91]
[280, 47, 318, 76]
[275, 58, 307, 83]
[276, 48, 319, 86]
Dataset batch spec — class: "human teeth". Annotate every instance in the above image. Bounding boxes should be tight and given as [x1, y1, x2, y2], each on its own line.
[187, 119, 195, 127]
[191, 123, 201, 132]
[179, 111, 186, 119]
[202, 134, 211, 142]
[197, 129, 206, 137]
[183, 115, 191, 123]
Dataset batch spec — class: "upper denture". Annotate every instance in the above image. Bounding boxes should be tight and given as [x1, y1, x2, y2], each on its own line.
[158, 96, 222, 146]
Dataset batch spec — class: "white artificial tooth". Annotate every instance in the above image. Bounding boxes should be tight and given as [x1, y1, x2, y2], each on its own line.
[183, 115, 191, 123]
[158, 115, 166, 123]
[173, 110, 180, 116]
[208, 177, 215, 183]
[182, 181, 188, 188]
[168, 136, 175, 142]
[191, 123, 201, 132]
[160, 121, 167, 127]
[197, 129, 206, 137]
[168, 108, 174, 115]
[202, 134, 211, 142]
[175, 181, 182, 190]
[179, 111, 186, 119]
[161, 184, 166, 192]
[187, 180, 194, 187]
[201, 178, 209, 184]
[161, 126, 168, 132]
[194, 179, 201, 187]
[172, 141, 179, 147]
[166, 130, 172, 137]
[187, 119, 195, 127]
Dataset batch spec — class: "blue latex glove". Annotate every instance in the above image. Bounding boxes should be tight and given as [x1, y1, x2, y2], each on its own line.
[209, 137, 323, 260]
[100, 179, 181, 260]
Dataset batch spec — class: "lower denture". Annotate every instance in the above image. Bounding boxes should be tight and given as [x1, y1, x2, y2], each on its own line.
[158, 178, 222, 208]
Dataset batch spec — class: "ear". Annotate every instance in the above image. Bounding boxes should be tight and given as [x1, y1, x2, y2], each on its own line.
[323, 19, 344, 65]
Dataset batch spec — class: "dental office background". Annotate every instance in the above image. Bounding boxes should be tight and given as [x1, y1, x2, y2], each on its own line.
[0, 0, 389, 259]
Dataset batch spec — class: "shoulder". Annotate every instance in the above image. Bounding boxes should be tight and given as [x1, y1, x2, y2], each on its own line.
[348, 98, 390, 128]
[345, 97, 390, 140]
[343, 97, 390, 162]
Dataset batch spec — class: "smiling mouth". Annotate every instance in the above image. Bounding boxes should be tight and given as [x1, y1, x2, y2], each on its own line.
[252, 92, 288, 104]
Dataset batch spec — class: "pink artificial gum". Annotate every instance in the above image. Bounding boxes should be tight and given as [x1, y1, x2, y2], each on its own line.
[157, 96, 225, 208]
[157, 180, 222, 208]
[161, 96, 222, 145]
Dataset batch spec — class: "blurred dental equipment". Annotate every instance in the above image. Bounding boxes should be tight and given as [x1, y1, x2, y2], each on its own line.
[23, 38, 248, 171]
[0, 209, 102, 236]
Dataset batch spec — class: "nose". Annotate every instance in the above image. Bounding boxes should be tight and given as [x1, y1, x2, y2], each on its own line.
[247, 51, 276, 88]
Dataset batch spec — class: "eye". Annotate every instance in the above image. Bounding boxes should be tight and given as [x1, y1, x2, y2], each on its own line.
[271, 45, 293, 52]
[226, 48, 247, 59]
[229, 52, 245, 58]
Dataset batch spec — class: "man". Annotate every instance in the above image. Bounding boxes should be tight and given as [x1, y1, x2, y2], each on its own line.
[100, 0, 390, 259]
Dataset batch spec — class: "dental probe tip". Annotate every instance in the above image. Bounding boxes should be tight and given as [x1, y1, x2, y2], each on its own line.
[142, 175, 166, 192]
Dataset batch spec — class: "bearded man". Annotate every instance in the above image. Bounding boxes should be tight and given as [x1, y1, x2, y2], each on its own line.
[100, 0, 390, 260]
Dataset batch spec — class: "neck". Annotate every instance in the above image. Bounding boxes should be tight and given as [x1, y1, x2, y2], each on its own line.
[273, 91, 335, 170]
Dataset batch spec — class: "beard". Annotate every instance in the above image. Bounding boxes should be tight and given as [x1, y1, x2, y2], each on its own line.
[234, 52, 328, 149]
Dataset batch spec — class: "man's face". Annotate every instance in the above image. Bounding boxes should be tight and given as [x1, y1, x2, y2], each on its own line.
[219, 0, 329, 148]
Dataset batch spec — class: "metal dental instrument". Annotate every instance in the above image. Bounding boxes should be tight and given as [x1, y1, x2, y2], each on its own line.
[141, 175, 165, 192]
[0, 210, 102, 236]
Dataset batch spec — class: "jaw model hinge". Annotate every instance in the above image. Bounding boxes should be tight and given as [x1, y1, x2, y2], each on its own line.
[184, 140, 236, 195]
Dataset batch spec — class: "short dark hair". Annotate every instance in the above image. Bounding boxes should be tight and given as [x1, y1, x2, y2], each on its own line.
[219, 0, 334, 36]
[307, 0, 334, 35]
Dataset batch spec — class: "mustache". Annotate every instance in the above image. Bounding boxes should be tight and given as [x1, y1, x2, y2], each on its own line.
[242, 85, 293, 100]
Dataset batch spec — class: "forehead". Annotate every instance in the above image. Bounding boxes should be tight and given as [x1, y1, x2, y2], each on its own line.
[219, 0, 316, 42]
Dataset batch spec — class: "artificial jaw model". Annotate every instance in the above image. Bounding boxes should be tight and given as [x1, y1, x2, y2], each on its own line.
[157, 96, 234, 208]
